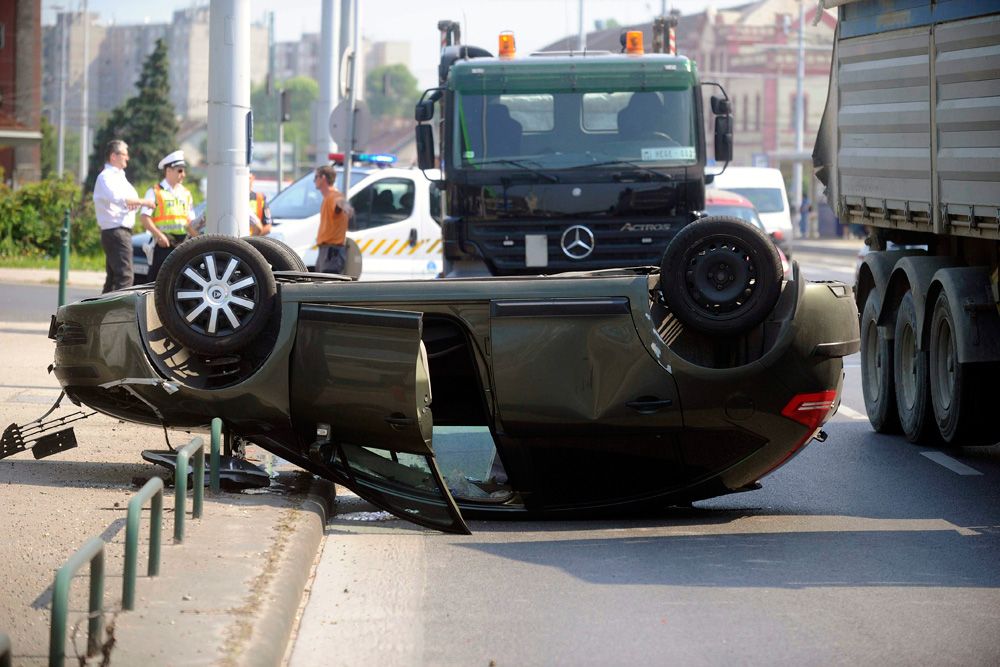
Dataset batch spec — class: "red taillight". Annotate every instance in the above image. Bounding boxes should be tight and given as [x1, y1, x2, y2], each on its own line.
[771, 229, 784, 241]
[781, 390, 838, 430]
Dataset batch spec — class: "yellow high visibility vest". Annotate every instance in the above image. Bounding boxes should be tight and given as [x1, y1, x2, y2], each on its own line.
[250, 191, 265, 236]
[151, 184, 191, 235]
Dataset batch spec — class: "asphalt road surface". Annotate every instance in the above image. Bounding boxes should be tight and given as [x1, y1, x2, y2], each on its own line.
[288, 240, 1000, 666]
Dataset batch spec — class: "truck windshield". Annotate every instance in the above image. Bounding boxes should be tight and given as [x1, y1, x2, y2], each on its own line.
[454, 89, 697, 171]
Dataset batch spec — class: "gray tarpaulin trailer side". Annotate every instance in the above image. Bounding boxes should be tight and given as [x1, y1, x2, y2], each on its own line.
[814, 0, 1000, 446]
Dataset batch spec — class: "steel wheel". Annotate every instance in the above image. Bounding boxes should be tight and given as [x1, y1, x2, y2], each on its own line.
[660, 216, 782, 335]
[154, 235, 276, 355]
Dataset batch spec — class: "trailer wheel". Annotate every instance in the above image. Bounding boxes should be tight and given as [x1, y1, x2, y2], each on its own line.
[929, 292, 995, 445]
[154, 235, 277, 355]
[860, 290, 901, 433]
[892, 291, 937, 443]
[660, 215, 783, 335]
[244, 236, 308, 272]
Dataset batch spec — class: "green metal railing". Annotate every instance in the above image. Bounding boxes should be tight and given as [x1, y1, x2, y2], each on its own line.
[1, 632, 11, 667]
[49, 537, 105, 667]
[122, 477, 164, 610]
[58, 209, 70, 308]
[173, 436, 205, 543]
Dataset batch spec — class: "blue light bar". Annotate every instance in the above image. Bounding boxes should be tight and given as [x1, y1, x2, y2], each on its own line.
[357, 153, 397, 164]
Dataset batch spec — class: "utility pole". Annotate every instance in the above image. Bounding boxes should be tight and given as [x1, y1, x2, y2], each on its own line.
[793, 0, 806, 237]
[577, 0, 585, 51]
[341, 0, 359, 188]
[79, 0, 89, 183]
[56, 9, 67, 178]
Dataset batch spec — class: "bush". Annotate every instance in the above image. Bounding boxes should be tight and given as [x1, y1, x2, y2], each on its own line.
[0, 177, 102, 260]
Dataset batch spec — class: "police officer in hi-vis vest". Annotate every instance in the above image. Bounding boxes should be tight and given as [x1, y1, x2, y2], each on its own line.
[140, 150, 197, 283]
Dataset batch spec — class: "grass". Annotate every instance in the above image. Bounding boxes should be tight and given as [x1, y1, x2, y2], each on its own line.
[0, 252, 106, 271]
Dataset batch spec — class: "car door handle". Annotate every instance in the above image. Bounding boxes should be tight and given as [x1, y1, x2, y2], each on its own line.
[626, 397, 673, 415]
[409, 228, 418, 246]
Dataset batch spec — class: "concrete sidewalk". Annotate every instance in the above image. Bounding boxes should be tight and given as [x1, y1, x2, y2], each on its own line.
[0, 267, 105, 288]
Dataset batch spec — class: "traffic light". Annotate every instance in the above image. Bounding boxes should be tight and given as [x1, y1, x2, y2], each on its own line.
[280, 90, 291, 123]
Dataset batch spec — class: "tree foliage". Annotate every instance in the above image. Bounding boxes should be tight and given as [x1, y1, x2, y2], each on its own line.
[85, 38, 178, 192]
[365, 64, 419, 119]
[251, 76, 319, 164]
[0, 178, 101, 259]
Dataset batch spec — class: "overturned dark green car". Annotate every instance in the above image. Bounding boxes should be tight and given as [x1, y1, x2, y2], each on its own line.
[10, 221, 858, 533]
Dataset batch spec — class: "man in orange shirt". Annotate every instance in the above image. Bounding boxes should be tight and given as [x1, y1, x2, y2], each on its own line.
[314, 165, 353, 274]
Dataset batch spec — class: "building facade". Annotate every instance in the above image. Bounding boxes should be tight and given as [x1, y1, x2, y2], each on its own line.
[0, 0, 42, 185]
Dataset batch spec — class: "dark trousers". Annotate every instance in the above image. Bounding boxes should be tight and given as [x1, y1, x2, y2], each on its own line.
[316, 244, 346, 274]
[149, 234, 188, 283]
[100, 226, 133, 293]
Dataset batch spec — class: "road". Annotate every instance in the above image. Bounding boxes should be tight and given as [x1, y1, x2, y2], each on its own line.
[287, 239, 1000, 666]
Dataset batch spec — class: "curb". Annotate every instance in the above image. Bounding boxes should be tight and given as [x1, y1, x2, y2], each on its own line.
[237, 475, 335, 666]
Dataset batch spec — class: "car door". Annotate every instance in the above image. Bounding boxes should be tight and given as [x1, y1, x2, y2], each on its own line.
[488, 296, 685, 506]
[350, 176, 426, 280]
[289, 304, 469, 534]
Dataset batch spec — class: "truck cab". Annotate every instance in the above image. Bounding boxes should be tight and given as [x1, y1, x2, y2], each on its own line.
[416, 28, 734, 277]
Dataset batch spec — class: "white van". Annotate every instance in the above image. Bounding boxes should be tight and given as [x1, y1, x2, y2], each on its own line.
[710, 167, 793, 256]
[267, 167, 443, 280]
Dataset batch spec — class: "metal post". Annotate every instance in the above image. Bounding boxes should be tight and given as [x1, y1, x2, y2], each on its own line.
[277, 95, 284, 193]
[56, 10, 68, 178]
[79, 0, 89, 183]
[794, 0, 806, 237]
[174, 437, 204, 543]
[577, 0, 585, 51]
[341, 0, 358, 187]
[210, 417, 222, 493]
[58, 209, 70, 307]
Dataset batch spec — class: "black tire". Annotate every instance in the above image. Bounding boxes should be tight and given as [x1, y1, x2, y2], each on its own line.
[892, 291, 937, 443]
[244, 236, 307, 272]
[154, 235, 277, 355]
[928, 292, 996, 445]
[660, 215, 783, 335]
[860, 290, 901, 433]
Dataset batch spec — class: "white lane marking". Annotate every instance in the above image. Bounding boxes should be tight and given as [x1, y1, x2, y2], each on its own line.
[921, 451, 984, 476]
[836, 405, 868, 420]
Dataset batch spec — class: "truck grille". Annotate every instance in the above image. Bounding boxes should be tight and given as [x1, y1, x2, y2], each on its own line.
[467, 218, 686, 274]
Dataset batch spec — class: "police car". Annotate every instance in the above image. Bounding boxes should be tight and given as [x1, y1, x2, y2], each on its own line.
[267, 155, 444, 280]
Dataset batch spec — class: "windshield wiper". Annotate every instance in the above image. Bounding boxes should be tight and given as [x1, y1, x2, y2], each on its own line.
[471, 158, 559, 183]
[587, 159, 673, 182]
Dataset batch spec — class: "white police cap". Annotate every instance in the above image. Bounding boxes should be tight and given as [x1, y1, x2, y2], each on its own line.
[158, 150, 186, 170]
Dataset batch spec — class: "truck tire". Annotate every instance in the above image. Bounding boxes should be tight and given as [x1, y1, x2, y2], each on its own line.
[928, 292, 995, 445]
[244, 236, 307, 272]
[860, 290, 901, 433]
[892, 291, 937, 443]
[660, 215, 783, 335]
[154, 235, 277, 356]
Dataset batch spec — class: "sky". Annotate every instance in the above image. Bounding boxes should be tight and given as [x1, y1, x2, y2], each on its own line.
[41, 0, 747, 89]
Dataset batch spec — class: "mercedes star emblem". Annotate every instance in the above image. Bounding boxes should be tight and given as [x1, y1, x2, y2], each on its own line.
[560, 225, 595, 260]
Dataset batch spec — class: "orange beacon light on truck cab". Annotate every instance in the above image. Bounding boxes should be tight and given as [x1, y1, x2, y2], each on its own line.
[498, 31, 516, 59]
[625, 30, 644, 55]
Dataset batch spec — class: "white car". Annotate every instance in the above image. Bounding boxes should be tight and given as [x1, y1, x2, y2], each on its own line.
[267, 167, 444, 281]
[709, 166, 794, 257]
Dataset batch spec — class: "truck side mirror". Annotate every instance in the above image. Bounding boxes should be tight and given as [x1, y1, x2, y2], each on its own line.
[416, 124, 436, 170]
[714, 115, 733, 164]
[415, 99, 435, 122]
[710, 95, 731, 115]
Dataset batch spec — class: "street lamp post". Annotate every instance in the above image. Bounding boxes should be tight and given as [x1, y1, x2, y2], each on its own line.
[793, 0, 806, 238]
[56, 9, 68, 178]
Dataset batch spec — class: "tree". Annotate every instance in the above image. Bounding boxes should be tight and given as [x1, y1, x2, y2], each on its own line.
[365, 64, 419, 119]
[40, 116, 81, 182]
[85, 38, 178, 192]
[250, 76, 319, 165]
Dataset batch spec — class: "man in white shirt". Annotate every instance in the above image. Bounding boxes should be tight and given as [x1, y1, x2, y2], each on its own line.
[140, 150, 197, 283]
[92, 140, 152, 293]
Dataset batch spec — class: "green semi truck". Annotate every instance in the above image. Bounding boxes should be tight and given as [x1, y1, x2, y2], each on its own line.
[814, 0, 1000, 445]
[414, 20, 735, 277]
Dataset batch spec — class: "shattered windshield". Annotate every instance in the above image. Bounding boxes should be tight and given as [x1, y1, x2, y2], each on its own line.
[454, 89, 698, 171]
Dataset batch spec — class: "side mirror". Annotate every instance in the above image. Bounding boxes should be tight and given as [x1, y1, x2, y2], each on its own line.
[415, 99, 435, 123]
[710, 95, 731, 115]
[416, 124, 436, 170]
[714, 115, 733, 164]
